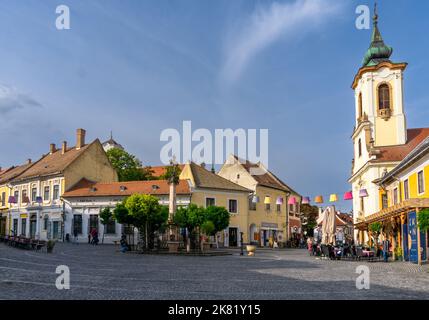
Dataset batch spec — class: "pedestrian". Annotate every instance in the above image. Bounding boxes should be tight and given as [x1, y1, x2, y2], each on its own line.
[88, 233, 91, 244]
[92, 229, 99, 245]
[73, 229, 79, 245]
[383, 238, 390, 262]
[120, 233, 129, 253]
[307, 237, 313, 255]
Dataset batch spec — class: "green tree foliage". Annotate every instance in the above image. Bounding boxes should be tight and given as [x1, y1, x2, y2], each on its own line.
[201, 220, 215, 236]
[418, 209, 429, 231]
[106, 148, 154, 182]
[113, 202, 134, 225]
[205, 206, 230, 235]
[300, 204, 319, 237]
[174, 204, 206, 234]
[161, 163, 181, 184]
[124, 194, 167, 250]
[99, 207, 113, 244]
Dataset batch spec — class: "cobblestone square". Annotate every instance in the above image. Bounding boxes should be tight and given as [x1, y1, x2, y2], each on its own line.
[1, 243, 428, 300]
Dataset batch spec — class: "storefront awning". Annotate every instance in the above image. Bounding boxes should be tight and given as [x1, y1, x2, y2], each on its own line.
[355, 198, 429, 229]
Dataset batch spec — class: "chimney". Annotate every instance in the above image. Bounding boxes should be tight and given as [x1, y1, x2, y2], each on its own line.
[76, 128, 86, 150]
[27, 159, 32, 164]
[62, 141, 67, 154]
[50, 143, 56, 154]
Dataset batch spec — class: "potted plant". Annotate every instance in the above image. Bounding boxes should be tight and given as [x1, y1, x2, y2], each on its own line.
[394, 246, 403, 261]
[47, 240, 56, 253]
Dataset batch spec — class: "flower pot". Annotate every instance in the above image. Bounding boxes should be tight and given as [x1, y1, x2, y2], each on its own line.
[246, 245, 256, 256]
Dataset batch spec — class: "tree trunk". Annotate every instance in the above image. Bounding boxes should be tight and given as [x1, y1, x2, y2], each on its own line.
[102, 224, 105, 244]
[145, 222, 148, 250]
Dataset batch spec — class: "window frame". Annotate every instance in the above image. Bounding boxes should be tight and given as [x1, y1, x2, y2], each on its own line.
[418, 170, 425, 195]
[378, 83, 391, 110]
[404, 179, 409, 200]
[31, 187, 37, 202]
[43, 186, 50, 201]
[228, 199, 238, 214]
[53, 185, 60, 200]
[205, 197, 216, 208]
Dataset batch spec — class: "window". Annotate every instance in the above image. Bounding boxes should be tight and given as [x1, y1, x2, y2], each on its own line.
[89, 215, 99, 234]
[378, 84, 390, 110]
[360, 197, 365, 212]
[43, 216, 48, 230]
[358, 139, 362, 157]
[382, 193, 388, 209]
[265, 203, 270, 211]
[73, 215, 83, 234]
[418, 170, 425, 194]
[44, 186, 50, 201]
[289, 204, 294, 213]
[1, 192, 5, 206]
[21, 189, 27, 203]
[53, 185, 60, 200]
[21, 218, 26, 236]
[276, 204, 281, 213]
[358, 92, 363, 119]
[106, 220, 116, 234]
[13, 219, 18, 235]
[393, 188, 398, 205]
[228, 199, 237, 214]
[404, 179, 409, 200]
[14, 190, 19, 204]
[205, 197, 215, 207]
[31, 188, 37, 202]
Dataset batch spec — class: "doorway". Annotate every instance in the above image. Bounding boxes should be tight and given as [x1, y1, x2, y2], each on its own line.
[52, 221, 59, 239]
[30, 215, 37, 238]
[228, 227, 238, 247]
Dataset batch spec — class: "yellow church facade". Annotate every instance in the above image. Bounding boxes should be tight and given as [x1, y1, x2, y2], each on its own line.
[350, 9, 429, 263]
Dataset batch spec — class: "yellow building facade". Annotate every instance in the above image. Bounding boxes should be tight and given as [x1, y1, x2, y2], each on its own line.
[349, 10, 429, 246]
[218, 155, 302, 246]
[6, 129, 118, 240]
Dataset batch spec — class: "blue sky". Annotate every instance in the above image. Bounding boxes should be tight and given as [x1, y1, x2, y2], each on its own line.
[1, 0, 428, 212]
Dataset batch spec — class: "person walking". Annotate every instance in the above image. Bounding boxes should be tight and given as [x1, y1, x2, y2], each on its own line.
[307, 237, 313, 256]
[73, 229, 79, 245]
[383, 238, 390, 262]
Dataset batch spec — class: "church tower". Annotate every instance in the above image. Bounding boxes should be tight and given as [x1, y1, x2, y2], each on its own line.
[349, 4, 408, 244]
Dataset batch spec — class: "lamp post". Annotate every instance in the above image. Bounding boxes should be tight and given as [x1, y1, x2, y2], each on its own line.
[240, 232, 244, 256]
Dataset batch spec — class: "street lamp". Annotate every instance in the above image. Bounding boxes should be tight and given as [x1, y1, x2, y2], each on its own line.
[240, 232, 244, 256]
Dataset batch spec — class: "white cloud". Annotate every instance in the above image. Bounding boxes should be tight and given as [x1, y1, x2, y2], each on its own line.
[221, 0, 343, 84]
[0, 84, 42, 114]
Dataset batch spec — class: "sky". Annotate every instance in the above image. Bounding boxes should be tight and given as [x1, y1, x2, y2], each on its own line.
[1, 0, 429, 212]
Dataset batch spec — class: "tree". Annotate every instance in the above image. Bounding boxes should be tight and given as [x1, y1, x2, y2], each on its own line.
[161, 163, 181, 184]
[174, 204, 206, 250]
[369, 222, 382, 246]
[125, 194, 166, 251]
[418, 209, 429, 231]
[205, 206, 230, 248]
[113, 202, 135, 248]
[106, 148, 154, 181]
[300, 204, 318, 237]
[99, 207, 113, 244]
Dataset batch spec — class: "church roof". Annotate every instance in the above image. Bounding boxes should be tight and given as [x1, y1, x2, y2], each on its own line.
[372, 128, 429, 163]
[362, 4, 393, 67]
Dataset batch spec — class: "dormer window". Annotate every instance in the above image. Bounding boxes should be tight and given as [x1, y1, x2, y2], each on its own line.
[89, 187, 97, 192]
[152, 185, 160, 191]
[119, 186, 127, 192]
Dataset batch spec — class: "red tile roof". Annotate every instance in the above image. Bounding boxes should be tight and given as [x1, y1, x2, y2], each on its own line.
[373, 128, 429, 162]
[145, 165, 185, 178]
[63, 178, 191, 198]
[0, 163, 34, 184]
[13, 141, 94, 181]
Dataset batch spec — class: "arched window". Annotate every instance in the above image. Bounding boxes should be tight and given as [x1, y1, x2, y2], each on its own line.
[358, 138, 362, 157]
[378, 84, 390, 110]
[358, 93, 363, 119]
